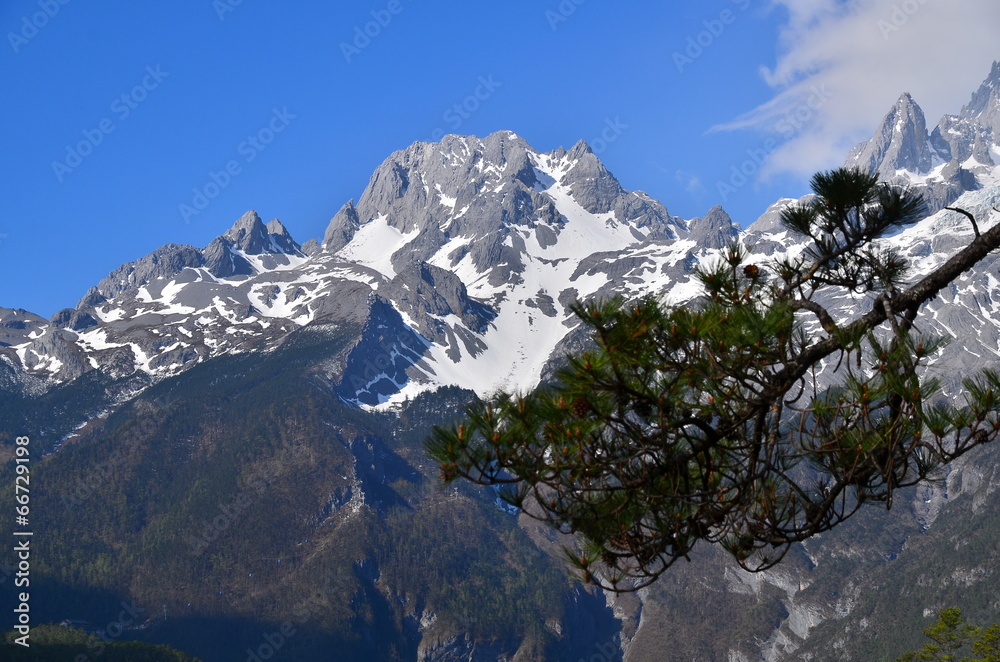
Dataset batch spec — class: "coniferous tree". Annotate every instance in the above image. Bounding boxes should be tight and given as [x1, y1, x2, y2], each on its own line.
[897, 608, 1000, 661]
[427, 168, 1000, 590]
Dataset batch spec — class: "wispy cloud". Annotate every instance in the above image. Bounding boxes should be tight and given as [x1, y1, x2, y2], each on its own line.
[676, 170, 705, 195]
[713, 0, 1000, 179]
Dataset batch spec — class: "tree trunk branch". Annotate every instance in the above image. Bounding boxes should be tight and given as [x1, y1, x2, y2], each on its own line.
[777, 216, 1000, 390]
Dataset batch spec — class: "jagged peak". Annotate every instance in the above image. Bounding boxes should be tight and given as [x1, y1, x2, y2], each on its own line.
[981, 60, 1000, 90]
[266, 218, 288, 235]
[478, 130, 535, 173]
[265, 218, 301, 255]
[222, 210, 268, 252]
[226, 210, 266, 237]
[845, 91, 932, 177]
[888, 92, 927, 126]
[415, 131, 534, 165]
[84, 243, 204, 305]
[566, 139, 593, 159]
[218, 210, 299, 255]
[319, 132, 675, 272]
[687, 205, 738, 249]
[0, 307, 46, 325]
[481, 129, 526, 144]
[745, 196, 809, 235]
[960, 60, 1000, 134]
[322, 200, 362, 252]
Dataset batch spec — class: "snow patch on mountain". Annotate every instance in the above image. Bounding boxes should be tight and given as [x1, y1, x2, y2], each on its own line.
[338, 215, 419, 279]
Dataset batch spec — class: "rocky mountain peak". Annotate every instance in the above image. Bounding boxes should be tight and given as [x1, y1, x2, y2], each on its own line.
[221, 210, 299, 255]
[841, 67, 1000, 216]
[0, 307, 47, 348]
[556, 140, 626, 215]
[323, 201, 360, 253]
[224, 209, 267, 248]
[320, 130, 682, 289]
[845, 91, 933, 178]
[265, 218, 301, 254]
[566, 139, 593, 160]
[81, 243, 204, 305]
[687, 205, 738, 249]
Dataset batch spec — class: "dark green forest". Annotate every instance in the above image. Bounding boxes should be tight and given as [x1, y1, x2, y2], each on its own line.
[0, 324, 599, 661]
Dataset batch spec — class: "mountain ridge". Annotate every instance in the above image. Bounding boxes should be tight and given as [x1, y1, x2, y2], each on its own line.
[5, 80, 1000, 409]
[2, 130, 713, 408]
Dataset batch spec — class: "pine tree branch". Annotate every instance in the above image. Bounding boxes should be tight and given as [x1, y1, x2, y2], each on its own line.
[786, 300, 840, 335]
[778, 215, 1000, 391]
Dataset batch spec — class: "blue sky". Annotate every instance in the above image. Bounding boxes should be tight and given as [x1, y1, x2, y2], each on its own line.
[2, 0, 998, 317]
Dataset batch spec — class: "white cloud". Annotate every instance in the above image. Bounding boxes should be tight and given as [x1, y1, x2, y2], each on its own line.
[714, 0, 1000, 179]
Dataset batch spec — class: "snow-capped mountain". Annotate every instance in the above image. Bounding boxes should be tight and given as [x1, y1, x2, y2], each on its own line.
[845, 60, 1000, 212]
[4, 62, 1000, 420]
[1, 131, 742, 408]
